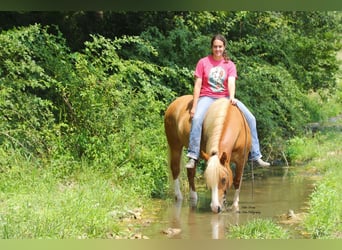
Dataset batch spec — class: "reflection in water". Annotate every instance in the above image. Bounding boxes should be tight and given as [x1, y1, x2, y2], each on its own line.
[161, 199, 233, 239]
[144, 166, 315, 239]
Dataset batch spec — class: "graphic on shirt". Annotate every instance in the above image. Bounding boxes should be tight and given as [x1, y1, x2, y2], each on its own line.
[208, 66, 226, 93]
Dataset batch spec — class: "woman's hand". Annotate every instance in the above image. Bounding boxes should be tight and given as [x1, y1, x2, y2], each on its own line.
[190, 106, 196, 118]
[230, 97, 238, 105]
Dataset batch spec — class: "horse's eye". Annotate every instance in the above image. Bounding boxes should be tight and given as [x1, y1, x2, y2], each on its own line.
[221, 178, 226, 185]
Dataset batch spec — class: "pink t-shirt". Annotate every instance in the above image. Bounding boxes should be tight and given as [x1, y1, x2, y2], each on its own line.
[194, 55, 237, 98]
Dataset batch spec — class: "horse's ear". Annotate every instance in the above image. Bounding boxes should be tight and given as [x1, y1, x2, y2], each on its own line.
[201, 151, 210, 161]
[220, 152, 228, 165]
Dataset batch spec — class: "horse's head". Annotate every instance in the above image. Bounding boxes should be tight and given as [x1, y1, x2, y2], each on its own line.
[203, 151, 233, 213]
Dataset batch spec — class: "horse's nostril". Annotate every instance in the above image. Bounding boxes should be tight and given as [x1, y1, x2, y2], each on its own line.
[217, 206, 221, 213]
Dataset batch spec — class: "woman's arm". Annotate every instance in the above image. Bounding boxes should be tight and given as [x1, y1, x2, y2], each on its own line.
[228, 76, 237, 105]
[190, 77, 202, 118]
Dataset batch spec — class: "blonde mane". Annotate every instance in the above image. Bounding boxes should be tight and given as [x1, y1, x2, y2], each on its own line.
[203, 98, 230, 188]
[205, 154, 221, 188]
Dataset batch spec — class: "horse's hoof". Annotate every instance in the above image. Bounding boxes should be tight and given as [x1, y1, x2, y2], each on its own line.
[190, 190, 198, 200]
[175, 196, 183, 202]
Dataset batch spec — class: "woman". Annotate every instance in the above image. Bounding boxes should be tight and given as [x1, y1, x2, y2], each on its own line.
[186, 34, 270, 168]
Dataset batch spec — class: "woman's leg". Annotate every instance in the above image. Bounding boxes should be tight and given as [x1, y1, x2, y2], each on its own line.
[236, 100, 270, 166]
[235, 100, 262, 160]
[186, 96, 216, 161]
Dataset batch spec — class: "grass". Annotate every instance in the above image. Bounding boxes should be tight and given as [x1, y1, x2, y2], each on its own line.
[304, 167, 342, 239]
[227, 219, 290, 239]
[0, 151, 147, 239]
[301, 129, 342, 239]
[295, 78, 342, 238]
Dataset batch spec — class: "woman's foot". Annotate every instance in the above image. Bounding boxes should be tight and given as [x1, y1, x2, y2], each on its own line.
[185, 158, 196, 168]
[254, 158, 270, 167]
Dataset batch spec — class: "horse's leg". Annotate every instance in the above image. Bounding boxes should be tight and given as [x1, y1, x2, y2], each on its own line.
[232, 189, 240, 212]
[232, 161, 244, 211]
[223, 165, 233, 209]
[170, 147, 183, 201]
[186, 166, 198, 206]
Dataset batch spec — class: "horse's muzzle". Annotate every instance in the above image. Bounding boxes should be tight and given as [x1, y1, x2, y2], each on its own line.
[211, 205, 221, 213]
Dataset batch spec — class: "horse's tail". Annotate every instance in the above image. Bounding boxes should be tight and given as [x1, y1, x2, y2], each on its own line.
[204, 154, 220, 189]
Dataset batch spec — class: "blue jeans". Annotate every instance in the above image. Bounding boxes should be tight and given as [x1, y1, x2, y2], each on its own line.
[187, 96, 262, 161]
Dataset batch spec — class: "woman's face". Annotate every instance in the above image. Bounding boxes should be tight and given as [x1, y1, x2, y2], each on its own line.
[211, 39, 225, 59]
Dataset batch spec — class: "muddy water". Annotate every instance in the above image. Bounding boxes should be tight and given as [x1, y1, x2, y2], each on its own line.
[144, 166, 316, 239]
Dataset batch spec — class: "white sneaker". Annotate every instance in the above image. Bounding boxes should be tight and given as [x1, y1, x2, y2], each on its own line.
[255, 158, 270, 167]
[185, 158, 196, 169]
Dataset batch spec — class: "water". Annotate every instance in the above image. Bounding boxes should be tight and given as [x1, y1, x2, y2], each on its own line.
[143, 166, 316, 239]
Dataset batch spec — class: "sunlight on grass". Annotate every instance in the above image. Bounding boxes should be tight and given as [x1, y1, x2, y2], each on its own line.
[0, 159, 144, 239]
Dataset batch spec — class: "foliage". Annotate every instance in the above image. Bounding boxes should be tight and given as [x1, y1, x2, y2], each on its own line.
[286, 80, 342, 165]
[138, 11, 341, 153]
[0, 24, 191, 198]
[0, 24, 73, 157]
[64, 34, 192, 197]
[285, 136, 319, 164]
[140, 16, 210, 69]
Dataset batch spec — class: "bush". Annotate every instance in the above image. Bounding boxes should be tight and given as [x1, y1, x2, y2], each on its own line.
[0, 25, 184, 198]
[0, 24, 75, 157]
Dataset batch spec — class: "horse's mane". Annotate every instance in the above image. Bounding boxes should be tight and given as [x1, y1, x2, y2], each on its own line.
[203, 98, 230, 188]
[205, 154, 221, 188]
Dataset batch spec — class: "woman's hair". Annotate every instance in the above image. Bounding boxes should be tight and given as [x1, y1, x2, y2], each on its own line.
[211, 34, 230, 62]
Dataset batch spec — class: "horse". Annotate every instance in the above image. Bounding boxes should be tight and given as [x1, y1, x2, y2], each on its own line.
[164, 95, 251, 213]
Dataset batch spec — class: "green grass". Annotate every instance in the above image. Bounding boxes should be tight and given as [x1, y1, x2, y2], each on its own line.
[287, 78, 342, 238]
[301, 129, 342, 239]
[304, 167, 342, 239]
[0, 151, 146, 239]
[227, 219, 290, 239]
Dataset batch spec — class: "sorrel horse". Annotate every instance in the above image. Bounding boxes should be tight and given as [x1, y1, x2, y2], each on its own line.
[164, 95, 251, 213]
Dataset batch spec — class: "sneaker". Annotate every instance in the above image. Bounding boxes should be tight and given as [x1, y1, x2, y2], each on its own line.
[185, 158, 196, 169]
[254, 158, 270, 167]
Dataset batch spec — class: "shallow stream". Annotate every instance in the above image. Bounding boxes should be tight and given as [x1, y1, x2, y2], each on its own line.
[143, 166, 316, 239]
